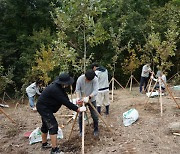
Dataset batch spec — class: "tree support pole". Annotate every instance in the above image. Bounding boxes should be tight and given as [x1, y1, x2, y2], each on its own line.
[88, 101, 113, 133]
[159, 78, 163, 116]
[161, 79, 180, 109]
[68, 112, 79, 141]
[145, 80, 158, 104]
[0, 108, 16, 124]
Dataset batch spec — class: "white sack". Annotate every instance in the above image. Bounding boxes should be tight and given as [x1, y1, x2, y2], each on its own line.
[146, 91, 164, 98]
[29, 127, 63, 144]
[123, 108, 139, 126]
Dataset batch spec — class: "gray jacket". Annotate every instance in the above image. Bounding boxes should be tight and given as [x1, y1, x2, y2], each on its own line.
[75, 74, 98, 102]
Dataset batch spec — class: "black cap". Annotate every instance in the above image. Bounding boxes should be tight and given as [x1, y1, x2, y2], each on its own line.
[91, 63, 99, 69]
[55, 73, 74, 85]
[85, 69, 96, 80]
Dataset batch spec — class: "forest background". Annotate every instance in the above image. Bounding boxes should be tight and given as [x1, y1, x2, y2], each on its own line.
[0, 0, 179, 97]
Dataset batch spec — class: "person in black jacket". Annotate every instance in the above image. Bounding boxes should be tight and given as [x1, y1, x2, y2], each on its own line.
[36, 73, 86, 154]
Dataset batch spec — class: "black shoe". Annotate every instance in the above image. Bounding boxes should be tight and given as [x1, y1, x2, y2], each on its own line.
[42, 142, 51, 149]
[93, 131, 99, 137]
[97, 106, 101, 114]
[105, 105, 109, 115]
[50, 147, 63, 154]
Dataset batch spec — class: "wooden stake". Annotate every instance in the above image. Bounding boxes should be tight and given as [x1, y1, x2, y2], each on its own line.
[2, 92, 5, 103]
[66, 117, 73, 125]
[167, 97, 180, 99]
[173, 133, 180, 136]
[145, 80, 158, 104]
[133, 76, 140, 85]
[114, 78, 125, 89]
[111, 77, 114, 102]
[58, 115, 74, 117]
[68, 112, 79, 141]
[161, 79, 180, 108]
[159, 78, 163, 116]
[130, 75, 133, 91]
[145, 78, 151, 92]
[0, 108, 16, 124]
[0, 97, 8, 105]
[148, 78, 152, 93]
[15, 95, 23, 109]
[5, 92, 12, 100]
[70, 85, 73, 101]
[125, 76, 131, 89]
[109, 78, 113, 85]
[82, 103, 85, 154]
[110, 77, 125, 102]
[88, 101, 113, 133]
[167, 72, 179, 82]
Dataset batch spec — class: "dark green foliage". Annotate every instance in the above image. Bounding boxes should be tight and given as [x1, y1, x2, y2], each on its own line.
[0, 0, 179, 95]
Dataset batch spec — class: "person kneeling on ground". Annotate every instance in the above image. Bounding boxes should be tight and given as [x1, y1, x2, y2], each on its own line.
[36, 73, 86, 154]
[151, 70, 167, 93]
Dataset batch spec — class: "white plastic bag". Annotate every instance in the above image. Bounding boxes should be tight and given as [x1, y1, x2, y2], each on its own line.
[123, 108, 139, 126]
[29, 127, 63, 144]
[146, 91, 164, 97]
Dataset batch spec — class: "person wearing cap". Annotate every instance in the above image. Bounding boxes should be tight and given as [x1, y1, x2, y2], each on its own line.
[36, 73, 86, 154]
[75, 69, 99, 136]
[26, 79, 44, 111]
[91, 63, 110, 115]
[139, 63, 152, 93]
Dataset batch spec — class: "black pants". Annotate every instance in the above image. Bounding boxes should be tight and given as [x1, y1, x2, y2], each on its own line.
[78, 101, 98, 133]
[37, 104, 58, 135]
[140, 77, 149, 92]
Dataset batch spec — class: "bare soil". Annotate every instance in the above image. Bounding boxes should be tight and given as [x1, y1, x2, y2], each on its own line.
[0, 87, 180, 154]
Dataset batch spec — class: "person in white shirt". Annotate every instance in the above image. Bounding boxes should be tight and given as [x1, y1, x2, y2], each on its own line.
[151, 70, 167, 92]
[91, 63, 110, 115]
[26, 79, 43, 110]
[139, 63, 152, 93]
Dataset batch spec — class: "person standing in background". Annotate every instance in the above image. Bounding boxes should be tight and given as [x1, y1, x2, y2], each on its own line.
[91, 63, 110, 115]
[139, 63, 152, 93]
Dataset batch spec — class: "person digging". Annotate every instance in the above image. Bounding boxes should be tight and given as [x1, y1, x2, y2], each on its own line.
[75, 69, 99, 137]
[36, 73, 86, 154]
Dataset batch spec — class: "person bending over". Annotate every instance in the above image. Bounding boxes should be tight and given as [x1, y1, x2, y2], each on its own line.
[26, 79, 43, 110]
[36, 73, 86, 154]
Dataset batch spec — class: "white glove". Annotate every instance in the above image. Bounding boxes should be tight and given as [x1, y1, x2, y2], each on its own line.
[79, 106, 86, 112]
[72, 99, 77, 104]
[83, 97, 89, 103]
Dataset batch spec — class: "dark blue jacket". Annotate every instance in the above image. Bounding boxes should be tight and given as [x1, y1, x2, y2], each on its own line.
[37, 82, 78, 113]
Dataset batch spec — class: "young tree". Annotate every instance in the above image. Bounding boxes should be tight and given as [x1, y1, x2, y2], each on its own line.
[142, 21, 178, 72]
[52, 0, 109, 73]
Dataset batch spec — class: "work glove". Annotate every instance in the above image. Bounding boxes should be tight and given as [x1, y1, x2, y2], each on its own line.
[72, 98, 77, 105]
[83, 97, 89, 103]
[76, 99, 83, 105]
[79, 106, 86, 112]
